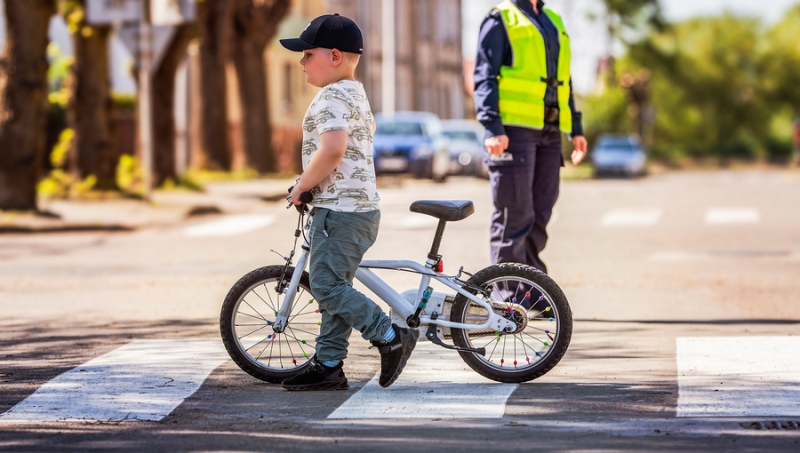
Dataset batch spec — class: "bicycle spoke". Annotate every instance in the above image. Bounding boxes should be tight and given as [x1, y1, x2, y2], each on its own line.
[287, 326, 320, 337]
[255, 335, 274, 362]
[284, 329, 312, 359]
[259, 283, 278, 313]
[522, 330, 549, 346]
[236, 311, 268, 322]
[242, 299, 270, 323]
[237, 324, 269, 340]
[486, 336, 501, 361]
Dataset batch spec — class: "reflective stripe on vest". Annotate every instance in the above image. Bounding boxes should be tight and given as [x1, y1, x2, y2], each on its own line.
[495, 0, 572, 133]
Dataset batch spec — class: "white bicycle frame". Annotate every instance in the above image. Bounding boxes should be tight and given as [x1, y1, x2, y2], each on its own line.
[272, 215, 517, 334]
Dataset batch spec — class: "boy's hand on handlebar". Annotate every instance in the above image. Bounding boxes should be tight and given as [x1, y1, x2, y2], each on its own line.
[288, 185, 314, 213]
[289, 184, 306, 206]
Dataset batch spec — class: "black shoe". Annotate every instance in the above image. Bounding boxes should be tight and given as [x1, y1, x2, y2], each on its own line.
[281, 359, 349, 391]
[371, 324, 419, 388]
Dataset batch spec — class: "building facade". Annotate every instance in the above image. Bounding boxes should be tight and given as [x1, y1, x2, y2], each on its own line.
[324, 0, 465, 119]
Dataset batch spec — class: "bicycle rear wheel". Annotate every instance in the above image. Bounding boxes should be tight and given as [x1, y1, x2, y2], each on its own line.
[450, 263, 572, 383]
[220, 265, 321, 383]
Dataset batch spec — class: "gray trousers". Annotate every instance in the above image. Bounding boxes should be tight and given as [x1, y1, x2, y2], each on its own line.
[308, 208, 392, 362]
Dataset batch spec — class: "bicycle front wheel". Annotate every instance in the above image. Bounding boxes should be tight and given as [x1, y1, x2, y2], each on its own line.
[450, 263, 572, 383]
[219, 265, 321, 383]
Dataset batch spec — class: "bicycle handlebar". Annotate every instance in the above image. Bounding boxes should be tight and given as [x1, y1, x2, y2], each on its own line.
[286, 186, 313, 213]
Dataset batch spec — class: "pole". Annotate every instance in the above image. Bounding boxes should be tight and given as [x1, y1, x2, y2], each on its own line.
[138, 0, 153, 201]
[381, 0, 395, 115]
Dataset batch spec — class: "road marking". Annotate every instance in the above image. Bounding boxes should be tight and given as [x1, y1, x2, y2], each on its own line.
[676, 336, 800, 417]
[704, 208, 760, 225]
[328, 343, 517, 419]
[184, 214, 275, 237]
[601, 209, 662, 227]
[0, 339, 229, 422]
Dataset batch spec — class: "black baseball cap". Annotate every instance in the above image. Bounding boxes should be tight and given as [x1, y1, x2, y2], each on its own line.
[280, 14, 363, 55]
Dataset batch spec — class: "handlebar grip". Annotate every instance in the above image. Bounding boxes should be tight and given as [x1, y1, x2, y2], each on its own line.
[298, 191, 314, 203]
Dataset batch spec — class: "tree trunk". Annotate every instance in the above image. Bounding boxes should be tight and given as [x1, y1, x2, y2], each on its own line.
[231, 39, 273, 173]
[152, 24, 198, 186]
[231, 0, 291, 174]
[70, 24, 117, 190]
[197, 0, 233, 171]
[0, 0, 55, 210]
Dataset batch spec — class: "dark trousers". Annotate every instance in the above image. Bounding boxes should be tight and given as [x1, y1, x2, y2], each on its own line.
[488, 126, 562, 274]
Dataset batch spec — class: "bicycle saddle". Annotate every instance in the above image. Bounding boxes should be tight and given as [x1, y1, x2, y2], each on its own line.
[409, 200, 474, 222]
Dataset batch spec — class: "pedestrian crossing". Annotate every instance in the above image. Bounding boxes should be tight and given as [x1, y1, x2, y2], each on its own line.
[180, 208, 764, 237]
[601, 207, 762, 227]
[2, 336, 799, 423]
[184, 214, 276, 237]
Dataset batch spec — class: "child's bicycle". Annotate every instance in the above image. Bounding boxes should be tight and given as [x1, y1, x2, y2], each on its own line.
[219, 191, 572, 384]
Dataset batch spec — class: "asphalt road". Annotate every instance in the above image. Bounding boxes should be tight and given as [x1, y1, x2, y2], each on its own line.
[1, 169, 799, 451]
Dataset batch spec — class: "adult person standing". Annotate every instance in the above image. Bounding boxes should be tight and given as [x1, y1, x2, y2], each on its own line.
[474, 0, 587, 284]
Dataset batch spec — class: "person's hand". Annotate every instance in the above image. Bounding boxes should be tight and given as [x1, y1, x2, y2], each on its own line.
[571, 135, 588, 165]
[484, 135, 509, 155]
[289, 183, 307, 206]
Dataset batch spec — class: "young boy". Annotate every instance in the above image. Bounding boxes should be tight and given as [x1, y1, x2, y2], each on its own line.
[280, 14, 418, 391]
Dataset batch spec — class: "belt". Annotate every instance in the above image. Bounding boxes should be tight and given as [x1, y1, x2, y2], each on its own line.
[540, 77, 564, 88]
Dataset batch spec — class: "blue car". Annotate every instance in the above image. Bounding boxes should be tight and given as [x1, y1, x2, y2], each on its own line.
[373, 112, 450, 181]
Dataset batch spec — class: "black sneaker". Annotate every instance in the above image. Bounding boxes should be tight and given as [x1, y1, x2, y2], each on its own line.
[281, 359, 349, 391]
[371, 324, 419, 388]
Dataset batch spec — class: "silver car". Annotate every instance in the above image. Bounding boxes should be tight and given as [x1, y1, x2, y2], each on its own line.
[591, 135, 647, 177]
[442, 119, 488, 178]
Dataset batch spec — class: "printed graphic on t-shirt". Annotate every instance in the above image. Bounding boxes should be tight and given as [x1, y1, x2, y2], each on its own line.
[301, 80, 379, 213]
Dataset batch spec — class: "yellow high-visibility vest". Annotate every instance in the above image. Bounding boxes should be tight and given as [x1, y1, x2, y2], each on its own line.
[495, 0, 572, 133]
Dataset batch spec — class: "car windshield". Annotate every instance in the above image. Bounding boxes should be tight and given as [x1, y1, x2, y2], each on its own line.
[597, 138, 638, 151]
[442, 130, 479, 141]
[376, 121, 424, 136]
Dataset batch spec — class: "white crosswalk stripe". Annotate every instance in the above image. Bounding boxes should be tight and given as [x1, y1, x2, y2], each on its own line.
[0, 340, 229, 422]
[184, 214, 275, 237]
[601, 209, 662, 227]
[704, 208, 760, 225]
[328, 343, 517, 419]
[676, 336, 800, 417]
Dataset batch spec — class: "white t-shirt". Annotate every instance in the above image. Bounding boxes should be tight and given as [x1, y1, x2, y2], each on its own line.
[301, 80, 379, 213]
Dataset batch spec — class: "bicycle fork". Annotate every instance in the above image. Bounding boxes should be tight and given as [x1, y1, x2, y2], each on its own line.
[272, 247, 310, 333]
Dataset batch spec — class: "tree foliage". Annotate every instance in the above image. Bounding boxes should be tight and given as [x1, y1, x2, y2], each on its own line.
[584, 6, 800, 164]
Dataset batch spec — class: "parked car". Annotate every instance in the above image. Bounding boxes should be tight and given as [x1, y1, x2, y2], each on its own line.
[373, 112, 450, 181]
[441, 119, 488, 178]
[591, 134, 647, 177]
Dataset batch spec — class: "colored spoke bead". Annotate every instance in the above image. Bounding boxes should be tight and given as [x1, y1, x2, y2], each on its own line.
[513, 361, 517, 366]
[317, 322, 322, 326]
[525, 291, 531, 297]
[548, 317, 554, 322]
[525, 357, 531, 363]
[292, 359, 297, 365]
[535, 351, 541, 357]
[500, 359, 504, 365]
[512, 297, 517, 303]
[303, 352, 309, 358]
[266, 320, 272, 325]
[301, 340, 307, 344]
[538, 295, 544, 302]
[267, 335, 272, 339]
[274, 311, 279, 315]
[497, 337, 501, 342]
[315, 309, 320, 313]
[544, 307, 551, 312]
[545, 330, 550, 334]
[543, 341, 549, 346]
[309, 299, 314, 304]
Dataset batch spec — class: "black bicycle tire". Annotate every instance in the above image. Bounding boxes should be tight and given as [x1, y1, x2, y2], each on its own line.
[450, 263, 572, 383]
[219, 265, 317, 383]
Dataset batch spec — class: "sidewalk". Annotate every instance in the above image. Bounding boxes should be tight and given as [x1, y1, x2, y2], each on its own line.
[0, 178, 296, 234]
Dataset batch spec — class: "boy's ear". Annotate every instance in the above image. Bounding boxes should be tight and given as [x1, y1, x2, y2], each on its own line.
[330, 48, 342, 67]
